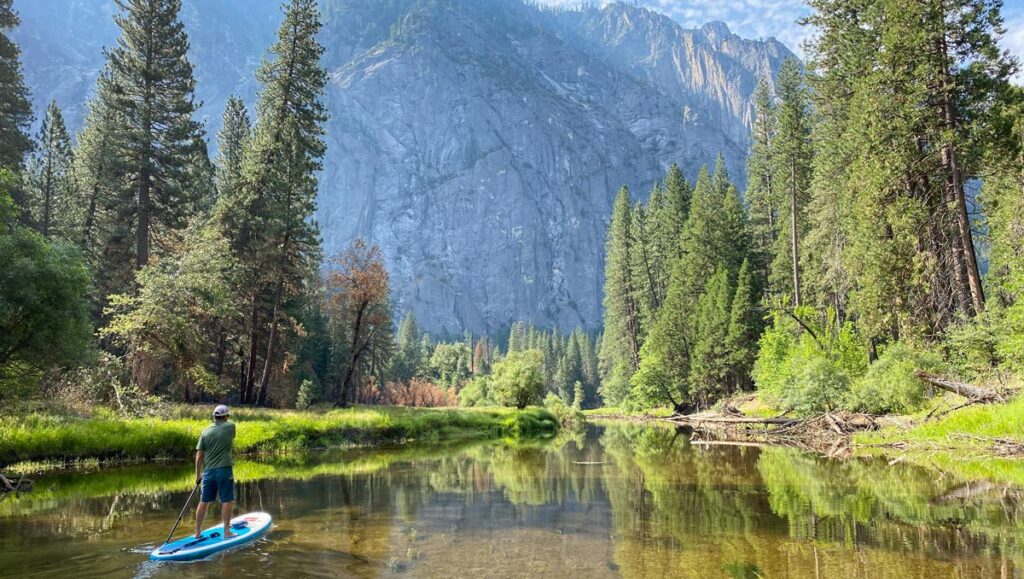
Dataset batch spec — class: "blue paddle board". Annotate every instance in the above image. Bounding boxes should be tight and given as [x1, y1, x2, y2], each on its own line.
[150, 512, 272, 562]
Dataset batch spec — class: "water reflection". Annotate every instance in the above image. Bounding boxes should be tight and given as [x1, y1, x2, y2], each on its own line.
[0, 423, 1020, 577]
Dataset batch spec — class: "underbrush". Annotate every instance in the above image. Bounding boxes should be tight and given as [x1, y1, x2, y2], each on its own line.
[0, 404, 557, 466]
[856, 394, 1024, 449]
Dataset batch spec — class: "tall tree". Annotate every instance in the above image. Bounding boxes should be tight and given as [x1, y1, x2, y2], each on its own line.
[0, 0, 31, 173]
[392, 310, 422, 382]
[600, 186, 643, 405]
[770, 59, 813, 306]
[25, 101, 75, 239]
[102, 0, 206, 270]
[215, 96, 251, 204]
[745, 79, 777, 290]
[216, 0, 327, 405]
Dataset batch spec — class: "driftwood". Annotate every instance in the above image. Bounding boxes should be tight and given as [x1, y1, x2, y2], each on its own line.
[916, 372, 1000, 402]
[669, 414, 799, 426]
[0, 473, 31, 493]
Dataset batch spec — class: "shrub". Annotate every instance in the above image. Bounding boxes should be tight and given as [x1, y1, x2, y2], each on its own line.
[458, 376, 494, 407]
[753, 307, 868, 415]
[847, 341, 944, 415]
[543, 392, 583, 426]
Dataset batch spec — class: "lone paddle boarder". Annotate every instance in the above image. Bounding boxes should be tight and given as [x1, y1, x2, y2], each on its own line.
[194, 404, 237, 539]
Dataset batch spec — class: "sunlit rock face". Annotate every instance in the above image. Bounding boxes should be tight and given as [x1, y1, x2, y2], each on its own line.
[15, 0, 793, 336]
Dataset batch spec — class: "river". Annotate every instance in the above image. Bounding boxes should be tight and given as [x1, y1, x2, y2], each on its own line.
[0, 422, 1020, 577]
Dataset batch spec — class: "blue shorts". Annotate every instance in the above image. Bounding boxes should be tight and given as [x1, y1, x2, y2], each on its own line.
[200, 466, 234, 503]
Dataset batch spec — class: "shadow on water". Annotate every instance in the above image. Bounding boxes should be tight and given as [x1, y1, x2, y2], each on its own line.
[1, 422, 1022, 577]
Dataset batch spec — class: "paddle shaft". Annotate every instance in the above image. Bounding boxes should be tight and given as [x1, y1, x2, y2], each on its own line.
[164, 481, 201, 546]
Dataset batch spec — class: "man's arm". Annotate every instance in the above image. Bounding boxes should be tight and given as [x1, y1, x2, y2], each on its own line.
[195, 450, 205, 484]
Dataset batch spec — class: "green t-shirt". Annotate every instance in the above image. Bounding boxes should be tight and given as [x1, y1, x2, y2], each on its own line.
[197, 421, 236, 471]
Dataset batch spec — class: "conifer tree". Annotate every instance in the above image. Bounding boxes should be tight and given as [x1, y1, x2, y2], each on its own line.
[689, 266, 733, 405]
[745, 79, 777, 288]
[221, 0, 327, 406]
[600, 186, 643, 405]
[770, 59, 812, 305]
[26, 101, 75, 239]
[0, 0, 31, 173]
[102, 0, 206, 270]
[392, 311, 422, 382]
[215, 96, 251, 204]
[725, 258, 760, 390]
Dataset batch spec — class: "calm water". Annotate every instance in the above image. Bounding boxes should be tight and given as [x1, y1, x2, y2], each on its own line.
[1, 422, 1022, 578]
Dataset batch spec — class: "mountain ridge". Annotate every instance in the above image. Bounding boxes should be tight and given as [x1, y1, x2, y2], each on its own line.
[13, 0, 795, 336]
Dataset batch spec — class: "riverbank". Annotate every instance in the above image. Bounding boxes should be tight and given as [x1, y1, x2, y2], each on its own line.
[0, 404, 558, 467]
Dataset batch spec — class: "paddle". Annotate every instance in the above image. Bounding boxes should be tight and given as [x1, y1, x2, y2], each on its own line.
[162, 480, 201, 547]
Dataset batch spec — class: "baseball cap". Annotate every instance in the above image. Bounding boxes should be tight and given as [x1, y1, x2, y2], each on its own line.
[213, 404, 229, 418]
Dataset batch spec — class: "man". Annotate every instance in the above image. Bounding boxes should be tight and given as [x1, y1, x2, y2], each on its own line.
[194, 404, 237, 539]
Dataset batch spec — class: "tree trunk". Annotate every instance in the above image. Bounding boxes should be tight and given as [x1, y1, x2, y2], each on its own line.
[916, 372, 998, 402]
[336, 303, 367, 408]
[243, 297, 261, 404]
[790, 160, 802, 308]
[938, 32, 984, 314]
[256, 281, 284, 407]
[136, 169, 151, 269]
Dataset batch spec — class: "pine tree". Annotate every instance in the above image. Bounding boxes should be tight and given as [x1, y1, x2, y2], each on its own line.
[745, 79, 777, 290]
[508, 321, 527, 352]
[0, 0, 32, 173]
[725, 258, 761, 390]
[25, 101, 75, 239]
[215, 96, 251, 205]
[392, 311, 422, 381]
[102, 0, 206, 270]
[74, 68, 134, 305]
[600, 186, 643, 405]
[770, 59, 812, 306]
[689, 266, 734, 406]
[219, 0, 327, 405]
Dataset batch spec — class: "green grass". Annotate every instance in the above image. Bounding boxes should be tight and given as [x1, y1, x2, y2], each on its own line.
[0, 405, 557, 466]
[856, 393, 1024, 447]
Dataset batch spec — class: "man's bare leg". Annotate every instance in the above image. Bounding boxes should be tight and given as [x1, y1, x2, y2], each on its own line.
[194, 502, 209, 538]
[222, 501, 236, 538]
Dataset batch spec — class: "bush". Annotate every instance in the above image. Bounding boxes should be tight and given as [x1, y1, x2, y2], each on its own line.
[753, 308, 868, 415]
[543, 393, 583, 426]
[490, 350, 545, 409]
[847, 342, 944, 415]
[458, 376, 494, 407]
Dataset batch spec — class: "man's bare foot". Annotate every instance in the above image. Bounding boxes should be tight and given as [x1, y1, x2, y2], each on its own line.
[224, 531, 237, 539]
[194, 532, 202, 539]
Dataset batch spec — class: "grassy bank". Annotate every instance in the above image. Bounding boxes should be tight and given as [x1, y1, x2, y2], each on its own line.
[855, 394, 1024, 454]
[0, 404, 558, 466]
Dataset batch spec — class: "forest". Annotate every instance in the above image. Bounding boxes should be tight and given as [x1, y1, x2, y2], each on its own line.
[600, 2, 1024, 420]
[1, 0, 1022, 434]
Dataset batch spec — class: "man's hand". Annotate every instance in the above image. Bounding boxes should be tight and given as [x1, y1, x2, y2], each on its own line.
[195, 474, 202, 485]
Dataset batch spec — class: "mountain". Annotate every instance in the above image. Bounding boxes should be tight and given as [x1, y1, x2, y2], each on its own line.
[13, 0, 794, 336]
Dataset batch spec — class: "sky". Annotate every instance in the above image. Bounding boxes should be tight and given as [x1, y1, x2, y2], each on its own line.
[538, 0, 1024, 79]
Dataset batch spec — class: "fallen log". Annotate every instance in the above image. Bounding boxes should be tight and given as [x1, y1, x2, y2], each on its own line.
[0, 473, 31, 493]
[669, 415, 800, 426]
[916, 372, 999, 402]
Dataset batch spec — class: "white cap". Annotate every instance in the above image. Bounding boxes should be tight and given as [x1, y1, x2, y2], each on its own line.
[213, 404, 229, 418]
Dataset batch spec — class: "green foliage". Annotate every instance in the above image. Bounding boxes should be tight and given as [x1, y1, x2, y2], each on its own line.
[101, 227, 238, 401]
[0, 194, 93, 397]
[0, 0, 33, 172]
[847, 342, 943, 415]
[295, 378, 320, 410]
[753, 306, 867, 415]
[490, 349, 545, 409]
[24, 101, 75, 239]
[543, 392, 583, 427]
[457, 375, 494, 407]
[428, 342, 472, 389]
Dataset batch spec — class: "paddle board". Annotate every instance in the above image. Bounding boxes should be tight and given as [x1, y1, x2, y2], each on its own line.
[150, 512, 272, 562]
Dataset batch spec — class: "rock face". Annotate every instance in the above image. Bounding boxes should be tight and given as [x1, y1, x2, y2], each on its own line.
[14, 0, 793, 336]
